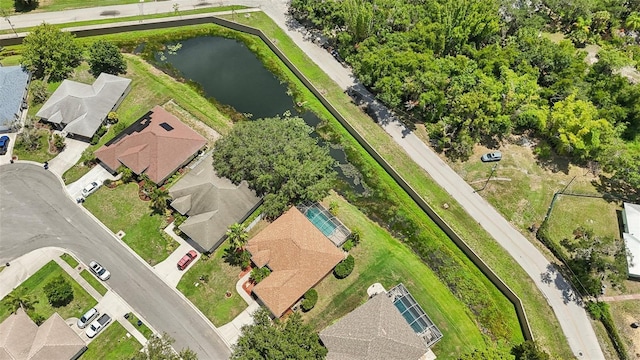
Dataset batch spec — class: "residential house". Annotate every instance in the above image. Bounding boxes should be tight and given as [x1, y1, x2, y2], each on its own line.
[36, 73, 131, 140]
[245, 207, 345, 318]
[0, 65, 30, 132]
[623, 202, 640, 278]
[95, 106, 207, 185]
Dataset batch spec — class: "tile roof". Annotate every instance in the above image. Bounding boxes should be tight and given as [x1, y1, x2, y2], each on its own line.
[319, 294, 428, 360]
[0, 66, 29, 130]
[95, 106, 207, 184]
[0, 309, 85, 360]
[36, 73, 131, 138]
[246, 207, 345, 317]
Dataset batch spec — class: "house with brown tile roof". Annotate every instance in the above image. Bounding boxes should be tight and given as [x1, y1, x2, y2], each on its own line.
[95, 106, 207, 184]
[245, 207, 345, 318]
[0, 308, 86, 360]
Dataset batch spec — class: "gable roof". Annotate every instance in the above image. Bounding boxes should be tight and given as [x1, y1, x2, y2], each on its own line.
[319, 294, 428, 360]
[169, 152, 260, 252]
[95, 106, 207, 184]
[623, 203, 640, 278]
[245, 207, 344, 317]
[0, 66, 29, 129]
[36, 73, 131, 138]
[0, 309, 85, 360]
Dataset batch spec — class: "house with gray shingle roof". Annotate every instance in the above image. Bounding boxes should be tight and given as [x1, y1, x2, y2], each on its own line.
[36, 73, 131, 139]
[0, 65, 29, 132]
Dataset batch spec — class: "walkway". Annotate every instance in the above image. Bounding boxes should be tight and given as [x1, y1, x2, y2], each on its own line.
[601, 294, 640, 302]
[217, 271, 260, 345]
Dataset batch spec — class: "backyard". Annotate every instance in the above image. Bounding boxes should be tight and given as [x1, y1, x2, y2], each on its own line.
[81, 321, 143, 359]
[0, 261, 97, 323]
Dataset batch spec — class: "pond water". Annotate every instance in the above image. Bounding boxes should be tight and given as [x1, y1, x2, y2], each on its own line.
[160, 36, 366, 194]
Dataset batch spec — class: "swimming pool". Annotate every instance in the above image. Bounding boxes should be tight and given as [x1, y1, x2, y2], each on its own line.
[305, 207, 337, 238]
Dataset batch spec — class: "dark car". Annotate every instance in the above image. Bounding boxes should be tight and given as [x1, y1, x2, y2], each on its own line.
[481, 151, 502, 162]
[177, 250, 198, 270]
[0, 136, 9, 155]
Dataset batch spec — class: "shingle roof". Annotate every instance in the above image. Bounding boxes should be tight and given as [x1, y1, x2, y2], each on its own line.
[36, 73, 131, 138]
[95, 106, 207, 184]
[0, 309, 85, 360]
[319, 294, 428, 360]
[245, 207, 345, 317]
[169, 152, 260, 252]
[0, 66, 29, 130]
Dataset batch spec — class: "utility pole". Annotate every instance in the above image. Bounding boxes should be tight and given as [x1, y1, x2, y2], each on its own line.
[1, 10, 18, 37]
[474, 164, 498, 193]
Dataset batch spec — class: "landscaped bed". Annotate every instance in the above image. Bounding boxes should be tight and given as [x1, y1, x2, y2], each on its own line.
[81, 321, 142, 359]
[0, 261, 97, 323]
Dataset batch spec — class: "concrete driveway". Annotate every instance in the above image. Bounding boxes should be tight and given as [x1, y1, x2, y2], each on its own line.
[48, 137, 89, 177]
[66, 164, 118, 201]
[153, 223, 200, 288]
[0, 133, 18, 165]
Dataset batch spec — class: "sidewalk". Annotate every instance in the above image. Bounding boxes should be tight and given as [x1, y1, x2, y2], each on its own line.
[601, 294, 640, 302]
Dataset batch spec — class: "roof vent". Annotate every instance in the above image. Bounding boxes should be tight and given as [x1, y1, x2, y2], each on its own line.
[159, 122, 174, 131]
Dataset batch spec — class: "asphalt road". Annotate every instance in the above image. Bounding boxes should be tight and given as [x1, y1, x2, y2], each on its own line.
[0, 163, 230, 359]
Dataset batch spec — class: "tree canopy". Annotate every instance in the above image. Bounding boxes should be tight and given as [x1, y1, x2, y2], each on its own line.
[231, 307, 327, 360]
[212, 116, 336, 218]
[133, 332, 197, 360]
[21, 23, 81, 81]
[88, 40, 127, 77]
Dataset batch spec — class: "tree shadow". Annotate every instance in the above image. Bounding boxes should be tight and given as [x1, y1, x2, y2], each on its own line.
[540, 263, 583, 305]
[534, 151, 571, 175]
[14, 0, 38, 12]
[592, 175, 639, 203]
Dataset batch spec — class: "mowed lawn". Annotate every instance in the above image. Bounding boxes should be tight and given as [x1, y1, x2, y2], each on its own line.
[83, 183, 178, 265]
[0, 261, 97, 323]
[177, 243, 247, 327]
[546, 195, 621, 244]
[301, 192, 502, 359]
[81, 321, 143, 360]
[0, 0, 138, 14]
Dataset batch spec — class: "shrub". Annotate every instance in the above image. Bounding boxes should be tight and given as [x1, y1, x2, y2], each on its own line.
[334, 255, 354, 279]
[250, 267, 271, 283]
[43, 275, 74, 307]
[30, 80, 49, 105]
[342, 239, 354, 251]
[29, 312, 46, 325]
[53, 133, 65, 151]
[301, 289, 318, 312]
[80, 148, 96, 166]
[107, 111, 119, 124]
[113, 121, 126, 135]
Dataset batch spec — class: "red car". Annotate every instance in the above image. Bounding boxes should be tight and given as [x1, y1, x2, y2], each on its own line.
[177, 250, 198, 270]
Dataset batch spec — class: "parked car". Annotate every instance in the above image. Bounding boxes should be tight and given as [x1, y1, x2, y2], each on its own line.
[89, 260, 110, 281]
[77, 307, 99, 329]
[85, 313, 111, 338]
[0, 136, 9, 155]
[82, 181, 100, 198]
[177, 250, 198, 270]
[480, 151, 502, 162]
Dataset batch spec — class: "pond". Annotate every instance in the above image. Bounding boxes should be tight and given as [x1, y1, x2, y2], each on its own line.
[159, 36, 367, 194]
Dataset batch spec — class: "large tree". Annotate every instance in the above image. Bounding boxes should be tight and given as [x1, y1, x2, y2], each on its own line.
[21, 23, 81, 81]
[133, 332, 197, 360]
[231, 307, 327, 359]
[212, 116, 336, 218]
[88, 40, 127, 77]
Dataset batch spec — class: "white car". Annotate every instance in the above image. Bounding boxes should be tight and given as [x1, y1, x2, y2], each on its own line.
[89, 260, 110, 281]
[81, 181, 101, 198]
[77, 308, 99, 329]
[86, 314, 111, 338]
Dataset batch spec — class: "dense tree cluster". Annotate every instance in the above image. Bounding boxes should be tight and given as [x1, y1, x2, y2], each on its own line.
[21, 23, 81, 81]
[291, 0, 640, 198]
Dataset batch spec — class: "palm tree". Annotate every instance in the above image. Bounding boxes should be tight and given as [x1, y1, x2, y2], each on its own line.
[150, 187, 170, 214]
[226, 223, 248, 251]
[5, 288, 38, 314]
[626, 12, 640, 31]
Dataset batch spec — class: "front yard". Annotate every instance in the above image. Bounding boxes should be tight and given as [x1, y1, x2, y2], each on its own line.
[81, 321, 143, 359]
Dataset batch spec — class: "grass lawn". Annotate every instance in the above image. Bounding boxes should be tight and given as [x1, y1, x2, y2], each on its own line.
[610, 300, 640, 358]
[0, 0, 138, 14]
[12, 128, 56, 163]
[80, 270, 108, 296]
[0, 261, 97, 323]
[546, 195, 621, 244]
[82, 321, 143, 360]
[177, 243, 247, 327]
[303, 192, 505, 358]
[221, 13, 575, 357]
[83, 183, 178, 265]
[60, 253, 79, 268]
[126, 312, 153, 339]
[63, 163, 94, 185]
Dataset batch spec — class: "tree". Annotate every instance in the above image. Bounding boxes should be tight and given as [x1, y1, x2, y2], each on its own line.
[226, 223, 248, 251]
[625, 12, 640, 31]
[5, 288, 38, 314]
[43, 275, 74, 307]
[133, 332, 198, 360]
[511, 341, 550, 360]
[231, 307, 327, 359]
[14, 0, 38, 12]
[88, 40, 127, 77]
[21, 23, 81, 81]
[212, 117, 336, 219]
[30, 79, 49, 105]
[150, 187, 170, 214]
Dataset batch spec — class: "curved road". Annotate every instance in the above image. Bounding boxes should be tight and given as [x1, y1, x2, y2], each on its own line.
[0, 163, 230, 359]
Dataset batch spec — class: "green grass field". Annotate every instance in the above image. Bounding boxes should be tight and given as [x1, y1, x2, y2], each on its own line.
[546, 195, 621, 244]
[81, 321, 143, 359]
[126, 312, 153, 339]
[0, 261, 97, 323]
[177, 243, 247, 327]
[0, 0, 138, 14]
[83, 183, 178, 265]
[60, 253, 79, 268]
[80, 270, 108, 296]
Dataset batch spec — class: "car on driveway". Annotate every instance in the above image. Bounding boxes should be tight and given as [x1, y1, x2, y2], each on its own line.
[89, 260, 110, 281]
[481, 151, 502, 162]
[86, 313, 111, 338]
[82, 181, 101, 198]
[0, 136, 9, 155]
[177, 250, 198, 270]
[77, 307, 99, 329]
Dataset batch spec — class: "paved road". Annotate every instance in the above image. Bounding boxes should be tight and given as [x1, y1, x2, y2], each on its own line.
[2, 2, 605, 358]
[0, 163, 230, 359]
